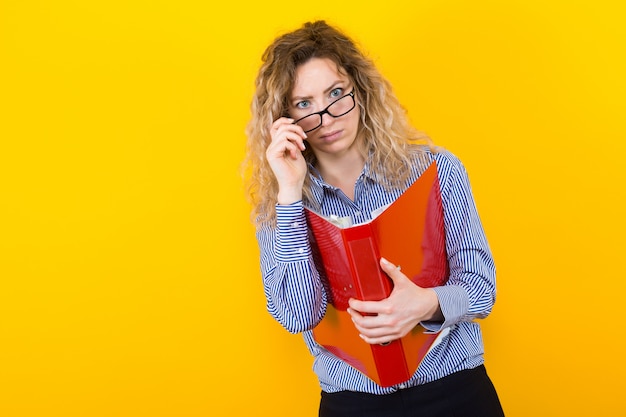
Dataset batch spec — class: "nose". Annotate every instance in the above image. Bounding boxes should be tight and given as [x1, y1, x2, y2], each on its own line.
[320, 111, 335, 127]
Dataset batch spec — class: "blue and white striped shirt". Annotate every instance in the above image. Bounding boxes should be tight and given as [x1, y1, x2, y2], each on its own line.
[256, 147, 496, 394]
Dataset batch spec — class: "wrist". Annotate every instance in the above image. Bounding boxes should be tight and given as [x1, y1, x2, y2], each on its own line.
[277, 189, 303, 205]
[425, 288, 444, 322]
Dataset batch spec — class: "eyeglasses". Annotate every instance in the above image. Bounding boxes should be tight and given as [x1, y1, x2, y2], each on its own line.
[293, 90, 356, 133]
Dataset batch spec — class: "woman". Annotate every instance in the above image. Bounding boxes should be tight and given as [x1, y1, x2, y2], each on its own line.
[244, 20, 504, 416]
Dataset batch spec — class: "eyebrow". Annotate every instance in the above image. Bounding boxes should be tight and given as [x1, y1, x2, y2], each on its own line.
[291, 81, 348, 103]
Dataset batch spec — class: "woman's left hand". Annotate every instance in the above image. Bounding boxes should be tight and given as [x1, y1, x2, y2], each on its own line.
[347, 257, 443, 345]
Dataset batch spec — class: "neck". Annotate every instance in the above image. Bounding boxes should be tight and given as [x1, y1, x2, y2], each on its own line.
[315, 149, 366, 201]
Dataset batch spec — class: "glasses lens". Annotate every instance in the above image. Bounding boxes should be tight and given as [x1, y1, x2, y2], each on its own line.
[295, 114, 320, 132]
[294, 92, 355, 133]
[327, 94, 355, 117]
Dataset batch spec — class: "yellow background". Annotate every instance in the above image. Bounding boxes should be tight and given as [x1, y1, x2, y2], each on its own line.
[1, 1, 624, 416]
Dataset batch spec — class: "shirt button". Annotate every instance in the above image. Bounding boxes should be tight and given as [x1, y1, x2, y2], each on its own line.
[297, 248, 305, 254]
[291, 222, 299, 228]
[398, 383, 407, 389]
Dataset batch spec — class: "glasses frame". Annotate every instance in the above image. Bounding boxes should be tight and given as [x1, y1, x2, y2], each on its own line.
[293, 90, 356, 133]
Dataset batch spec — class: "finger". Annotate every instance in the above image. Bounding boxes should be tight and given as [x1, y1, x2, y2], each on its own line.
[351, 317, 400, 344]
[347, 307, 373, 330]
[271, 127, 307, 152]
[348, 298, 389, 317]
[270, 117, 294, 131]
[266, 139, 301, 161]
[359, 333, 397, 345]
[271, 118, 307, 140]
[379, 257, 408, 285]
[347, 306, 388, 330]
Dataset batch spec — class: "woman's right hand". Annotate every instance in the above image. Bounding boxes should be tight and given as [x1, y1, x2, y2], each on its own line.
[266, 117, 308, 205]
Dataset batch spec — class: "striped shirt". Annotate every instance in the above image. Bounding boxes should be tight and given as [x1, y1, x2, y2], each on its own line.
[256, 147, 496, 394]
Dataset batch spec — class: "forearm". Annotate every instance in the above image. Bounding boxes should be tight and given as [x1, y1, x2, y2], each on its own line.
[422, 262, 495, 333]
[257, 202, 326, 333]
[422, 151, 496, 332]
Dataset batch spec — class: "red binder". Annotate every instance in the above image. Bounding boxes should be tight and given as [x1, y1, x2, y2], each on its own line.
[305, 161, 449, 387]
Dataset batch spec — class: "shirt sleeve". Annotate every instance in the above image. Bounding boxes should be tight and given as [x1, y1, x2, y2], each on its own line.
[255, 201, 327, 334]
[421, 151, 496, 333]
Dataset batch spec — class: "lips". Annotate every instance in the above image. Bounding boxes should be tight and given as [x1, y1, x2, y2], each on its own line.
[319, 129, 342, 141]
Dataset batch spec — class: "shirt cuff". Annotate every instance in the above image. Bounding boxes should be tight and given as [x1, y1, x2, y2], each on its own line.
[275, 201, 310, 262]
[421, 285, 469, 333]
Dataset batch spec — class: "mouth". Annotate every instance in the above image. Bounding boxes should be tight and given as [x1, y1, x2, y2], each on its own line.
[318, 129, 342, 141]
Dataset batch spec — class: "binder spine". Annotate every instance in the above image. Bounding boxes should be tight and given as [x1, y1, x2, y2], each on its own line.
[343, 225, 410, 386]
[344, 233, 391, 301]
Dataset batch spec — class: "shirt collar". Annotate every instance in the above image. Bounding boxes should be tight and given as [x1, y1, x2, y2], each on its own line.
[307, 156, 377, 204]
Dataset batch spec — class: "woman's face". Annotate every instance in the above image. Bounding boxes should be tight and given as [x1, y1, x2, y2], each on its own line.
[288, 57, 361, 159]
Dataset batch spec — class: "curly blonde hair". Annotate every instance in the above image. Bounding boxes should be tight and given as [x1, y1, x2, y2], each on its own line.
[243, 21, 432, 226]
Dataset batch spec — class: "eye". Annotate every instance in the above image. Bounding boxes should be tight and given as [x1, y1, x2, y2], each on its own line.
[330, 88, 343, 99]
[296, 100, 310, 110]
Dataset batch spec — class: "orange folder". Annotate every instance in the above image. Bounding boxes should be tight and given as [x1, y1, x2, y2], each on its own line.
[305, 161, 449, 387]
